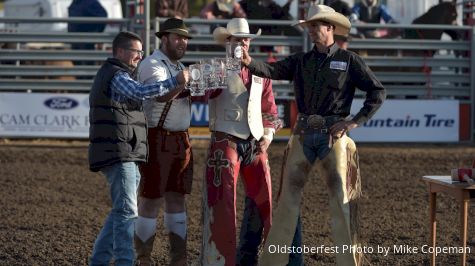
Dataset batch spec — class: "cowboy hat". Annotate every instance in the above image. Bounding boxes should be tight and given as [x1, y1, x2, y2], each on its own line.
[155, 18, 193, 39]
[213, 18, 261, 45]
[216, 0, 234, 13]
[293, 4, 351, 36]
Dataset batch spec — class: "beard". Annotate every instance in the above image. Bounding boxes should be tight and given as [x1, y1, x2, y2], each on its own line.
[164, 39, 186, 61]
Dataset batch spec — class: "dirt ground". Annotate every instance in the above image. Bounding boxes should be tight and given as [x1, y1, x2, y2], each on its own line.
[1, 140, 475, 266]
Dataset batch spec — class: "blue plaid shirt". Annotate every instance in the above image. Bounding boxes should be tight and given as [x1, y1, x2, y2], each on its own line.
[110, 71, 178, 102]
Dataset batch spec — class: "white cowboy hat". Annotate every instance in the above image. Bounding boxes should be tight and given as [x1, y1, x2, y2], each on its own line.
[293, 4, 351, 36]
[213, 18, 262, 45]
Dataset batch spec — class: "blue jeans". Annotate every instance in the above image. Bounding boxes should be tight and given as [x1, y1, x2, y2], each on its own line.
[90, 162, 141, 266]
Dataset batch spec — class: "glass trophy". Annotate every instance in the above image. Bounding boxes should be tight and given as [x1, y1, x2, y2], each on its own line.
[200, 59, 217, 89]
[186, 43, 244, 94]
[186, 63, 205, 96]
[226, 41, 242, 72]
[211, 58, 227, 89]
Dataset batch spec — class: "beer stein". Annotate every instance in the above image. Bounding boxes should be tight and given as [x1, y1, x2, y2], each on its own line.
[186, 63, 205, 96]
[212, 58, 227, 89]
[226, 41, 242, 72]
[200, 59, 218, 89]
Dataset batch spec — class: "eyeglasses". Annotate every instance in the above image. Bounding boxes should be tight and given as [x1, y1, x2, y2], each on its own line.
[126, 48, 144, 57]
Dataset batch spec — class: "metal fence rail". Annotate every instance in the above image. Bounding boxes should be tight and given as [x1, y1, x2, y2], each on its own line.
[0, 17, 473, 139]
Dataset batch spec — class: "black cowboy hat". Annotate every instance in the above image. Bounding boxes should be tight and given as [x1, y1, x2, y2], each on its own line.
[155, 18, 192, 39]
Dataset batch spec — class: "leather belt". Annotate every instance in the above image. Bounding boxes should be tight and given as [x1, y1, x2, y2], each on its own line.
[212, 131, 254, 142]
[295, 114, 343, 134]
[153, 127, 188, 136]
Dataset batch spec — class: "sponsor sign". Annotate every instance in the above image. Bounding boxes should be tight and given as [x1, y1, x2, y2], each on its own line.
[0, 93, 90, 138]
[350, 99, 459, 142]
[0, 94, 460, 142]
[190, 102, 209, 126]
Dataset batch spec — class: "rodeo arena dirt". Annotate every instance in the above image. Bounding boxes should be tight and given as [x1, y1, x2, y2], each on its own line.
[0, 140, 474, 265]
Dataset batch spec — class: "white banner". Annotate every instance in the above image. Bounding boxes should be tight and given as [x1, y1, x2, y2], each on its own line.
[350, 99, 459, 142]
[0, 93, 90, 138]
[0, 94, 460, 142]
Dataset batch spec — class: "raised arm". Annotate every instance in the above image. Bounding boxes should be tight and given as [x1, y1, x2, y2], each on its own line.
[110, 69, 188, 102]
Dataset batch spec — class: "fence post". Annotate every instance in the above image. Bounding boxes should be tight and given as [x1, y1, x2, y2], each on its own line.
[471, 26, 475, 142]
[154, 17, 159, 51]
[144, 0, 150, 57]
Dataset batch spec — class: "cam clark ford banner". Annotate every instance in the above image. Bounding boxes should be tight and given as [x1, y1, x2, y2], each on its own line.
[349, 99, 459, 142]
[0, 93, 459, 142]
[0, 93, 90, 138]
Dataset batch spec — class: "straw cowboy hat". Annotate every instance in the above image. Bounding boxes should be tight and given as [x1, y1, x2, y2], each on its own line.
[213, 18, 261, 45]
[155, 18, 193, 39]
[293, 4, 351, 36]
[216, 0, 234, 13]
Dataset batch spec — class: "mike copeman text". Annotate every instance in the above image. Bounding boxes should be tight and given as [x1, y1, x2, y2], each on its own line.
[267, 244, 471, 256]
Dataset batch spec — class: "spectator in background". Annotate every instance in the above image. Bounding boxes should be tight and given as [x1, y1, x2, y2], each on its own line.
[200, 0, 246, 34]
[68, 0, 107, 62]
[239, 0, 296, 55]
[325, 0, 353, 50]
[239, 0, 294, 35]
[325, 0, 352, 18]
[352, 0, 396, 38]
[156, 0, 188, 19]
[200, 0, 246, 19]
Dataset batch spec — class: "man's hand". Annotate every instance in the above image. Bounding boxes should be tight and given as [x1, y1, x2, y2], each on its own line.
[329, 120, 358, 139]
[242, 49, 252, 66]
[256, 137, 271, 154]
[176, 68, 189, 85]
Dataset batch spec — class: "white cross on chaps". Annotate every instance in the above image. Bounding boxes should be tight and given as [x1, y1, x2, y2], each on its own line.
[207, 149, 230, 187]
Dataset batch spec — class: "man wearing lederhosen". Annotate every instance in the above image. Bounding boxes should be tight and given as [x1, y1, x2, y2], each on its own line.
[134, 18, 193, 266]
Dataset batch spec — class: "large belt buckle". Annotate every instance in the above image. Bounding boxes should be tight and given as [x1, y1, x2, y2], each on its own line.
[307, 114, 326, 129]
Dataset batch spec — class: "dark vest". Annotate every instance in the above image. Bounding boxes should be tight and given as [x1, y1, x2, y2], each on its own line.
[88, 58, 148, 172]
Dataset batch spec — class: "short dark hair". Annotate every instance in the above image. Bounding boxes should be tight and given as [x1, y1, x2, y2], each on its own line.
[112, 31, 142, 56]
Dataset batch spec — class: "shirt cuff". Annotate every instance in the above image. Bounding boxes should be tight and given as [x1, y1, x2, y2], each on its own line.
[262, 127, 275, 143]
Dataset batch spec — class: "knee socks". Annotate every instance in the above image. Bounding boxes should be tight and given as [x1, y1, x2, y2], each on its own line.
[164, 212, 187, 240]
[135, 216, 157, 242]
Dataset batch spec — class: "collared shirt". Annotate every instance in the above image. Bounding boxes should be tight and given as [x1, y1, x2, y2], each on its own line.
[138, 49, 191, 131]
[247, 43, 386, 125]
[110, 70, 178, 102]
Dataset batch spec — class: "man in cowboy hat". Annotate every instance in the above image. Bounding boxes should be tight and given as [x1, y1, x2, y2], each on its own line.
[201, 17, 283, 266]
[134, 18, 193, 266]
[242, 4, 386, 265]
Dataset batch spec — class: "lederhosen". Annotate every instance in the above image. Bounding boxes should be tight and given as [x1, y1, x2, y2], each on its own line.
[139, 61, 193, 199]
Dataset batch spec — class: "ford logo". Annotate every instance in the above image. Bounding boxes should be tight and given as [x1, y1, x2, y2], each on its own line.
[44, 97, 79, 110]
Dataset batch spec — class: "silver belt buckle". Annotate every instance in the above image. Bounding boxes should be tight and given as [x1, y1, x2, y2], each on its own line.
[307, 114, 326, 129]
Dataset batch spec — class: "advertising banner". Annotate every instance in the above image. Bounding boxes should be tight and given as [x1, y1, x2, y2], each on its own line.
[349, 99, 459, 142]
[0, 93, 90, 138]
[0, 93, 460, 142]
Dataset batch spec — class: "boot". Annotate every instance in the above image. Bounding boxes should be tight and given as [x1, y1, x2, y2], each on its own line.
[135, 234, 155, 266]
[168, 232, 187, 266]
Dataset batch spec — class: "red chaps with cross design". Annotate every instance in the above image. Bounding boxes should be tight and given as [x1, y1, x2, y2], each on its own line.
[201, 136, 272, 266]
